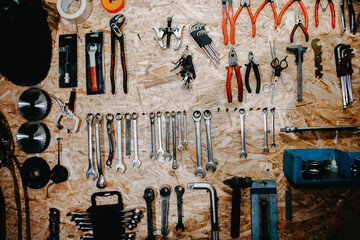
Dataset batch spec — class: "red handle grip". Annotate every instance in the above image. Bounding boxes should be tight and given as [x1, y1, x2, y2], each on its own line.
[271, 2, 278, 29]
[226, 66, 233, 103]
[90, 66, 98, 92]
[329, 2, 335, 29]
[247, 7, 256, 37]
[277, 0, 293, 26]
[299, 1, 308, 30]
[222, 8, 228, 45]
[229, 6, 235, 45]
[234, 65, 243, 102]
[315, 2, 319, 27]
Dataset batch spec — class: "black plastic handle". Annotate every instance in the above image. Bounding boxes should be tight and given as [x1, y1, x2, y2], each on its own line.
[252, 63, 261, 94]
[91, 191, 122, 206]
[245, 63, 252, 93]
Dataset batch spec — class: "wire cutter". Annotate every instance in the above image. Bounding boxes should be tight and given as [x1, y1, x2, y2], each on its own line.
[222, 0, 236, 45]
[234, 0, 256, 37]
[110, 14, 127, 95]
[278, 0, 308, 30]
[290, 12, 309, 43]
[226, 47, 243, 103]
[315, 0, 335, 29]
[253, 0, 278, 30]
[245, 52, 261, 94]
[340, 0, 355, 33]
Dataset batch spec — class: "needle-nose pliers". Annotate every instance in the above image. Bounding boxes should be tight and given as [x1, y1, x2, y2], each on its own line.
[245, 52, 261, 94]
[226, 47, 243, 102]
[290, 12, 309, 43]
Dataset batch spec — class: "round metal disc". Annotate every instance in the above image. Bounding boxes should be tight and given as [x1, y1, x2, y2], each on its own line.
[17, 88, 51, 121]
[20, 157, 50, 189]
[16, 121, 50, 154]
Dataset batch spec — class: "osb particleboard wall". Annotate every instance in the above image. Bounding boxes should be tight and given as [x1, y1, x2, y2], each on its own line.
[1, 0, 360, 239]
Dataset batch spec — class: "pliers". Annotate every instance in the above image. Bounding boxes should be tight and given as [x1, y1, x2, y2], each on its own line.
[278, 0, 308, 30]
[234, 0, 256, 38]
[226, 47, 243, 103]
[222, 0, 236, 45]
[315, 0, 335, 29]
[290, 12, 309, 43]
[245, 52, 261, 94]
[110, 14, 127, 95]
[253, 0, 278, 30]
[341, 0, 355, 33]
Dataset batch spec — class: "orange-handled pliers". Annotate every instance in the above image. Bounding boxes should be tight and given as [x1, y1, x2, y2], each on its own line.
[278, 0, 308, 30]
[315, 0, 335, 28]
[222, 0, 236, 45]
[226, 47, 243, 103]
[254, 0, 278, 30]
[234, 0, 256, 37]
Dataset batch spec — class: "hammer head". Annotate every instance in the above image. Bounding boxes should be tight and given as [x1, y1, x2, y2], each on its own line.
[224, 176, 253, 189]
[286, 45, 307, 63]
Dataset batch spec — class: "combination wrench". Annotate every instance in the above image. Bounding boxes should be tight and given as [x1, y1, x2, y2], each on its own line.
[157, 111, 165, 157]
[262, 107, 270, 152]
[115, 113, 125, 173]
[239, 109, 248, 158]
[131, 112, 142, 167]
[149, 112, 158, 160]
[177, 111, 184, 151]
[204, 109, 216, 172]
[164, 111, 172, 161]
[125, 113, 131, 156]
[143, 187, 155, 240]
[105, 113, 114, 167]
[94, 113, 106, 189]
[171, 111, 177, 169]
[175, 185, 185, 232]
[193, 110, 206, 178]
[270, 107, 276, 148]
[160, 185, 171, 237]
[183, 110, 189, 146]
[85, 113, 97, 180]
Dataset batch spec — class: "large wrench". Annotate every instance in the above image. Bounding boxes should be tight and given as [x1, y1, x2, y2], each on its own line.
[171, 111, 178, 169]
[149, 112, 158, 160]
[177, 111, 184, 151]
[131, 112, 142, 167]
[270, 108, 276, 148]
[193, 110, 206, 178]
[157, 111, 165, 156]
[164, 111, 172, 161]
[183, 110, 189, 146]
[85, 113, 97, 180]
[94, 113, 106, 189]
[239, 109, 247, 158]
[262, 107, 270, 153]
[105, 113, 114, 167]
[143, 188, 155, 240]
[115, 113, 125, 173]
[204, 109, 216, 172]
[160, 185, 171, 237]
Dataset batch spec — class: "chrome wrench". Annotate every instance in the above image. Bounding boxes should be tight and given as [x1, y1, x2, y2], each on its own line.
[262, 108, 270, 153]
[239, 109, 247, 158]
[157, 111, 165, 156]
[125, 113, 131, 156]
[204, 109, 216, 172]
[149, 112, 158, 160]
[85, 113, 97, 180]
[115, 113, 125, 173]
[131, 112, 141, 167]
[95, 113, 105, 189]
[193, 110, 206, 178]
[164, 111, 172, 161]
[183, 110, 189, 146]
[171, 111, 177, 169]
[270, 108, 276, 148]
[177, 111, 184, 151]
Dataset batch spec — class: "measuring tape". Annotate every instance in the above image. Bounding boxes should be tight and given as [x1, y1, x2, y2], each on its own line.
[57, 0, 91, 24]
[101, 0, 125, 13]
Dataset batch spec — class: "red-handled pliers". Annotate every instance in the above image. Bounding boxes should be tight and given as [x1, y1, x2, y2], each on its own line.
[226, 47, 243, 103]
[234, 0, 256, 38]
[254, 0, 278, 30]
[222, 0, 236, 45]
[278, 0, 308, 30]
[315, 0, 335, 28]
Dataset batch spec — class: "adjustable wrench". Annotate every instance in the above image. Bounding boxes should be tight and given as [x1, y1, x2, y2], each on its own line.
[164, 111, 172, 161]
[239, 109, 247, 158]
[193, 110, 206, 178]
[143, 188, 155, 240]
[105, 113, 114, 167]
[262, 108, 270, 153]
[175, 185, 185, 232]
[131, 113, 141, 167]
[86, 113, 97, 180]
[270, 108, 276, 148]
[157, 111, 165, 156]
[183, 110, 189, 146]
[204, 109, 216, 172]
[171, 111, 177, 169]
[160, 185, 171, 236]
[177, 111, 184, 151]
[115, 113, 125, 173]
[149, 112, 158, 160]
[94, 113, 106, 189]
[125, 113, 131, 156]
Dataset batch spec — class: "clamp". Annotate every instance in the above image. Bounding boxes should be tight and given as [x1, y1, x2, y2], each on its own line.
[245, 52, 261, 94]
[222, 0, 236, 44]
[290, 12, 309, 43]
[254, 0, 277, 30]
[153, 17, 184, 50]
[226, 47, 243, 103]
[234, 0, 256, 37]
[315, 0, 335, 29]
[278, 0, 308, 30]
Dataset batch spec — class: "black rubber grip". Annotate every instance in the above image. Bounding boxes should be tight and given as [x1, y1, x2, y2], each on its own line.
[253, 63, 261, 94]
[245, 63, 252, 93]
[68, 89, 76, 112]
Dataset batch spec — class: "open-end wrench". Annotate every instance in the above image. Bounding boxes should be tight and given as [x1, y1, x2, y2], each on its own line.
[131, 112, 142, 167]
[183, 110, 189, 146]
[204, 109, 216, 172]
[160, 185, 171, 237]
[164, 111, 172, 161]
[85, 113, 97, 180]
[94, 113, 106, 189]
[105, 113, 114, 167]
[157, 111, 165, 157]
[177, 111, 184, 151]
[239, 109, 247, 158]
[115, 113, 125, 173]
[270, 108, 276, 148]
[262, 107, 270, 153]
[149, 112, 158, 160]
[171, 111, 178, 169]
[143, 188, 155, 240]
[193, 110, 206, 178]
[175, 185, 185, 232]
[125, 113, 131, 156]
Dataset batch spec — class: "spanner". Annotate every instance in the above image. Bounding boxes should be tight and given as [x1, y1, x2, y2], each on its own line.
[85, 113, 97, 180]
[94, 113, 106, 189]
[106, 113, 114, 167]
[239, 109, 248, 158]
[193, 110, 206, 178]
[125, 113, 131, 156]
[115, 113, 125, 173]
[262, 107, 270, 153]
[177, 111, 184, 151]
[160, 185, 171, 236]
[171, 111, 177, 169]
[183, 110, 189, 146]
[204, 109, 216, 172]
[270, 108, 276, 148]
[164, 111, 172, 161]
[175, 185, 185, 232]
[156, 111, 165, 156]
[143, 188, 155, 240]
[149, 112, 158, 160]
[131, 112, 142, 167]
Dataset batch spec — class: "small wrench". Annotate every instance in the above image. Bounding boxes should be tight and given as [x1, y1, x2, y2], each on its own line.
[85, 113, 97, 180]
[131, 112, 142, 167]
[183, 110, 189, 146]
[175, 185, 185, 232]
[125, 113, 131, 156]
[160, 185, 171, 236]
[157, 111, 165, 156]
[177, 111, 184, 151]
[193, 110, 206, 178]
[204, 109, 216, 172]
[115, 113, 125, 173]
[149, 112, 158, 160]
[95, 113, 106, 189]
[171, 111, 177, 169]
[239, 109, 248, 158]
[164, 111, 172, 161]
[270, 107, 276, 148]
[262, 107, 270, 153]
[106, 113, 114, 167]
